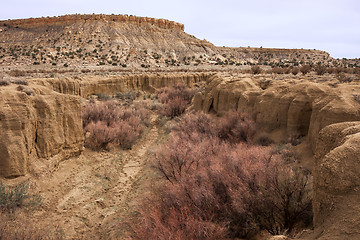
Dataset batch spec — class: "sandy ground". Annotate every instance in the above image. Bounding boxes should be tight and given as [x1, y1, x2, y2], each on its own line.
[28, 115, 159, 239]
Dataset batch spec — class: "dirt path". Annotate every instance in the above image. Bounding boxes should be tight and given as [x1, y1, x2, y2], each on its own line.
[31, 115, 159, 239]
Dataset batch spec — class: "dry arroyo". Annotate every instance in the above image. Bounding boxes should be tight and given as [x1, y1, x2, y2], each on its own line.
[29, 114, 159, 239]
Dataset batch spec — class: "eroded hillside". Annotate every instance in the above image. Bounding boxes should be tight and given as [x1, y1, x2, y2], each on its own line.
[1, 14, 356, 70]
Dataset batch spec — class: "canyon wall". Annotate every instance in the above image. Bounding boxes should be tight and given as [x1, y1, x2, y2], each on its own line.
[0, 84, 83, 178]
[313, 122, 360, 239]
[194, 75, 360, 149]
[0, 73, 211, 178]
[0, 14, 184, 31]
[193, 74, 360, 239]
[33, 72, 211, 97]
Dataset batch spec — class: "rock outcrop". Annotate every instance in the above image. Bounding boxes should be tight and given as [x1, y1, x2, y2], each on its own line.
[0, 84, 83, 178]
[194, 75, 360, 149]
[0, 73, 211, 178]
[312, 122, 360, 239]
[0, 14, 184, 31]
[33, 73, 211, 97]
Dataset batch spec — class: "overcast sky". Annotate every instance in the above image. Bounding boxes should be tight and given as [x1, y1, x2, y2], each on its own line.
[1, 0, 359, 59]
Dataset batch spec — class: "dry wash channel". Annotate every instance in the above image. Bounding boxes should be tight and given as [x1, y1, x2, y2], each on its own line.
[0, 72, 360, 239]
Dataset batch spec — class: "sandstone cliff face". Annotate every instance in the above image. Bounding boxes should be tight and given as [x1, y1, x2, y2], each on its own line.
[34, 73, 211, 97]
[312, 122, 360, 239]
[0, 14, 184, 31]
[0, 84, 83, 178]
[0, 73, 212, 178]
[194, 75, 360, 149]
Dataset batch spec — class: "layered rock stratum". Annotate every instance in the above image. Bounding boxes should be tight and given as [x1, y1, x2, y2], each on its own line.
[0, 14, 337, 69]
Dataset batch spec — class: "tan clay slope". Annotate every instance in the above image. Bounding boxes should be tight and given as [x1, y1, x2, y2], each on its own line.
[0, 73, 211, 178]
[310, 122, 360, 240]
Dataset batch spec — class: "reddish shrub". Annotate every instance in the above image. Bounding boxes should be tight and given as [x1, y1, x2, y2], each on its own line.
[157, 84, 195, 118]
[12, 79, 28, 85]
[160, 97, 188, 118]
[0, 80, 10, 86]
[172, 112, 217, 138]
[251, 65, 262, 75]
[291, 67, 299, 75]
[272, 67, 285, 74]
[83, 100, 146, 150]
[84, 121, 114, 150]
[9, 70, 26, 77]
[157, 84, 195, 104]
[217, 111, 256, 144]
[315, 65, 326, 75]
[132, 113, 312, 239]
[132, 204, 226, 240]
[300, 65, 311, 75]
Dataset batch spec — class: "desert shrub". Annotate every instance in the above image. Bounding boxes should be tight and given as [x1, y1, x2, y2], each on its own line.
[95, 93, 111, 101]
[283, 67, 291, 74]
[300, 65, 311, 75]
[16, 85, 34, 96]
[0, 212, 62, 240]
[171, 112, 218, 138]
[160, 97, 188, 118]
[337, 72, 352, 83]
[9, 70, 25, 77]
[326, 67, 334, 74]
[217, 111, 256, 144]
[115, 91, 138, 101]
[255, 134, 274, 146]
[272, 67, 286, 74]
[259, 79, 271, 90]
[251, 65, 262, 75]
[0, 183, 42, 213]
[82, 101, 147, 150]
[291, 67, 299, 75]
[137, 141, 312, 239]
[271, 144, 298, 163]
[315, 65, 326, 75]
[157, 84, 195, 118]
[12, 79, 28, 85]
[333, 66, 345, 74]
[81, 69, 91, 73]
[132, 204, 226, 240]
[131, 112, 312, 239]
[0, 80, 10, 86]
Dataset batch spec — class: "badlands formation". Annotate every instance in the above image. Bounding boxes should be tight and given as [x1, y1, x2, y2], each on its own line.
[0, 14, 360, 239]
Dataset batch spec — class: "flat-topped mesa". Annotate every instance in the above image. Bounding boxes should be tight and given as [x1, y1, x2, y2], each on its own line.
[0, 14, 185, 31]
